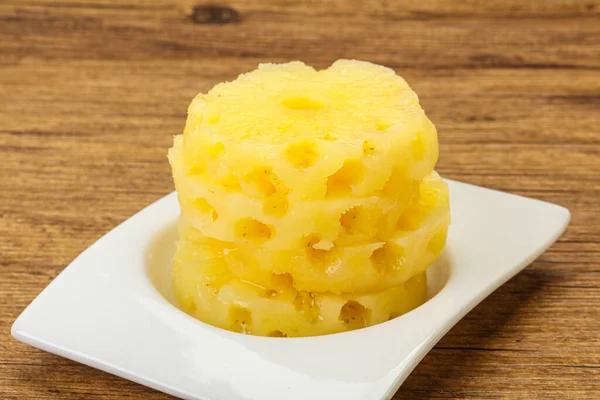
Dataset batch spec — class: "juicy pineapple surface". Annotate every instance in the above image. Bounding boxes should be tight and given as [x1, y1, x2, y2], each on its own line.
[178, 60, 438, 198]
[177, 172, 449, 294]
[169, 60, 438, 249]
[169, 60, 447, 337]
[172, 237, 428, 337]
[171, 135, 418, 250]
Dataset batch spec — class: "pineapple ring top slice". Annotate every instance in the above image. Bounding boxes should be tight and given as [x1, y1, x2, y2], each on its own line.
[174, 60, 439, 201]
[185, 60, 419, 144]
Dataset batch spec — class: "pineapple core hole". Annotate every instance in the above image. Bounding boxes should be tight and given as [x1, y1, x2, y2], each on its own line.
[235, 218, 273, 242]
[370, 244, 406, 272]
[286, 141, 319, 169]
[428, 228, 447, 255]
[230, 306, 252, 334]
[282, 96, 324, 111]
[193, 198, 219, 221]
[339, 300, 370, 330]
[326, 159, 365, 197]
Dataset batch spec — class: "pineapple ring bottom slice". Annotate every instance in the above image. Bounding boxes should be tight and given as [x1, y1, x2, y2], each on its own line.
[177, 172, 449, 294]
[173, 245, 427, 337]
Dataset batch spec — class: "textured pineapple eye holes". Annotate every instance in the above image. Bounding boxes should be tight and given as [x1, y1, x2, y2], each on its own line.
[193, 197, 219, 221]
[293, 291, 319, 323]
[271, 272, 294, 289]
[339, 205, 367, 236]
[262, 289, 278, 298]
[235, 218, 274, 242]
[285, 141, 319, 169]
[241, 167, 290, 216]
[293, 291, 313, 310]
[229, 305, 252, 334]
[147, 223, 451, 337]
[263, 192, 289, 217]
[242, 167, 278, 197]
[304, 235, 331, 263]
[339, 300, 370, 330]
[281, 96, 324, 111]
[326, 159, 366, 197]
[370, 244, 407, 273]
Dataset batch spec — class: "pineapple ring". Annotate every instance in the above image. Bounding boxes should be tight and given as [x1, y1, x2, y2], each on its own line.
[172, 60, 438, 203]
[171, 135, 419, 250]
[173, 245, 427, 337]
[178, 172, 449, 294]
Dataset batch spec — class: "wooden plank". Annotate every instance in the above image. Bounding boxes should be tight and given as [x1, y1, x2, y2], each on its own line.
[0, 1, 599, 68]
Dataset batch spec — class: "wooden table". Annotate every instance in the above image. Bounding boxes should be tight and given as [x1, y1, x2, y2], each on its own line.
[1, 0, 599, 398]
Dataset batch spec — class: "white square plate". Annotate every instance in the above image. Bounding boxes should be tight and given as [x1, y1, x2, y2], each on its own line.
[12, 180, 569, 400]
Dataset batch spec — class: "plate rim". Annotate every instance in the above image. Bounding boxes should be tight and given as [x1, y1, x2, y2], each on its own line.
[11, 180, 570, 400]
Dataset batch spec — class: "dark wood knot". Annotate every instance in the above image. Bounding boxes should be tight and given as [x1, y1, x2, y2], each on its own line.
[190, 5, 241, 25]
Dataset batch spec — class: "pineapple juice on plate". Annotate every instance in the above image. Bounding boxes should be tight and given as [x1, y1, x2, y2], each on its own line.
[168, 60, 449, 337]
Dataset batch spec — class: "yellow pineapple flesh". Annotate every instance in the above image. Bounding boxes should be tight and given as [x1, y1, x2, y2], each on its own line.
[169, 60, 438, 249]
[177, 172, 449, 294]
[178, 60, 438, 201]
[170, 135, 419, 250]
[168, 60, 447, 337]
[172, 234, 428, 337]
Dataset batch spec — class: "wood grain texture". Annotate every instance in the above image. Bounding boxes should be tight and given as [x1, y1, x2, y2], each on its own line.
[1, 0, 599, 398]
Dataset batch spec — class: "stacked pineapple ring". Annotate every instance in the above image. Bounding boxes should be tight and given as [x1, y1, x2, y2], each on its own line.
[172, 219, 428, 337]
[169, 60, 450, 337]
